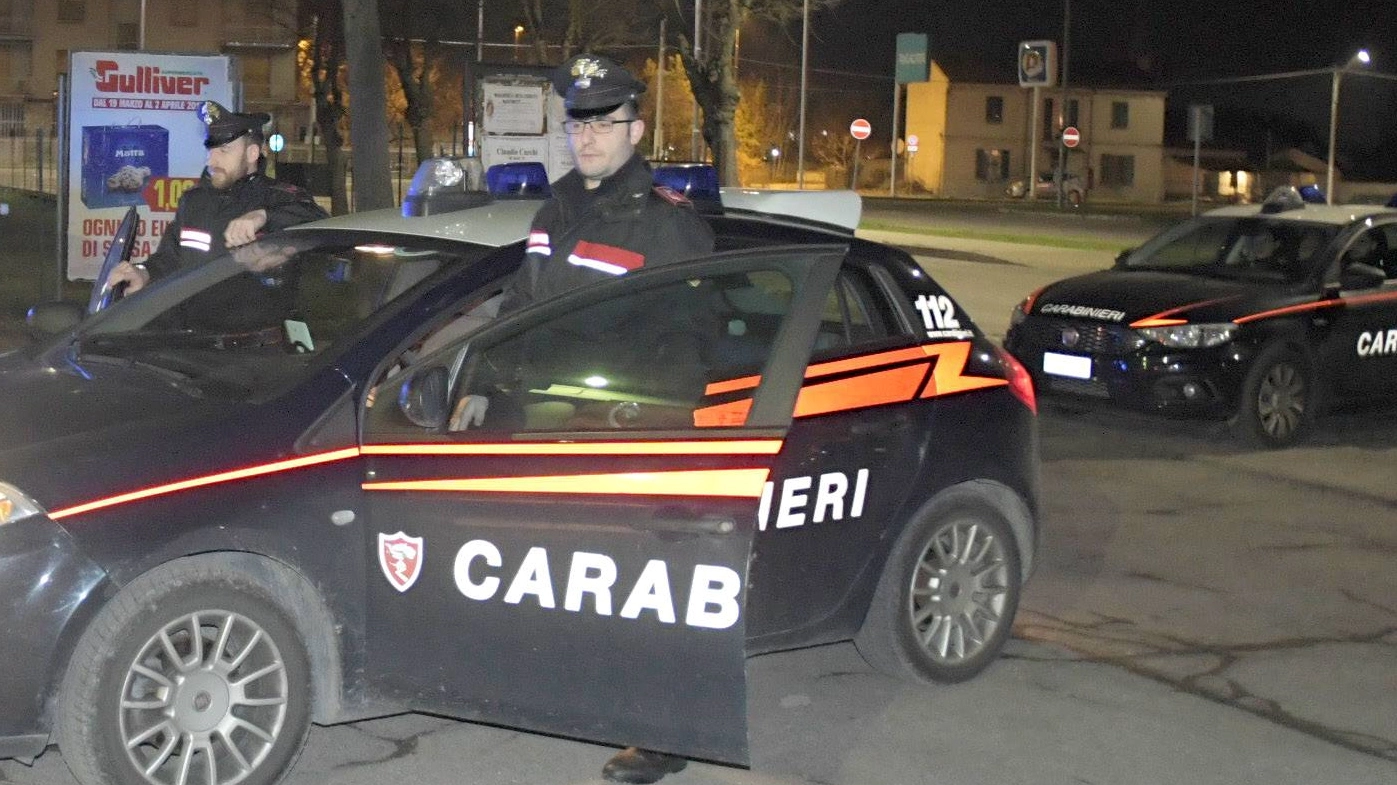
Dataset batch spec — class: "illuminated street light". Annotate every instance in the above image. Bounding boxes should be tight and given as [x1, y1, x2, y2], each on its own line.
[1327, 48, 1370, 205]
[513, 25, 524, 62]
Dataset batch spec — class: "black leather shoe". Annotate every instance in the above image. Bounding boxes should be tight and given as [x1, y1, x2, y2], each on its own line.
[601, 747, 688, 784]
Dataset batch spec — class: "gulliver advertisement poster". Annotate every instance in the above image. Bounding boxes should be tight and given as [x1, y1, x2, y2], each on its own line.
[67, 51, 233, 280]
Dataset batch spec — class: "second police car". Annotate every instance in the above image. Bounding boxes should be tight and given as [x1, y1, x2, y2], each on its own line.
[0, 159, 1039, 785]
[1005, 187, 1397, 446]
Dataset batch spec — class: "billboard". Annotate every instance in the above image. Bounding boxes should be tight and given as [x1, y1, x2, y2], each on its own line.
[478, 76, 573, 182]
[66, 51, 234, 280]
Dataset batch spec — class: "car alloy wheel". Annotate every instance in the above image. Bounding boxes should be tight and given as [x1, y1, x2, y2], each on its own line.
[906, 518, 1012, 666]
[855, 489, 1022, 683]
[58, 559, 312, 785]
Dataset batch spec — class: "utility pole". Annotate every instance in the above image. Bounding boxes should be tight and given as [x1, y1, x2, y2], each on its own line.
[1055, 0, 1070, 208]
[654, 18, 666, 159]
[691, 0, 703, 161]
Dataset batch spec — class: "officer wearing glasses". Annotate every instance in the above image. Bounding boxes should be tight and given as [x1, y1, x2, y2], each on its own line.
[497, 53, 714, 314]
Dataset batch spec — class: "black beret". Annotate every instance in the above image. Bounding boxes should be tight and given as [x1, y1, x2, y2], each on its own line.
[199, 101, 271, 148]
[551, 54, 646, 114]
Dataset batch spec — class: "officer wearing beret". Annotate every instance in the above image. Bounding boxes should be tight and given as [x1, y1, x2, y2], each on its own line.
[107, 101, 327, 296]
[495, 53, 714, 314]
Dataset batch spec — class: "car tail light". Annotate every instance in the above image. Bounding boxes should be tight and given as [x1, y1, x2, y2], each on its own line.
[995, 345, 1037, 414]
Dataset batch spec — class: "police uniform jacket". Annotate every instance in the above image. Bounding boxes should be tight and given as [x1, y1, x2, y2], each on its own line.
[144, 172, 327, 281]
[500, 152, 715, 313]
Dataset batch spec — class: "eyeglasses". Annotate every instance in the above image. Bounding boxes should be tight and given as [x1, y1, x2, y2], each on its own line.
[562, 118, 636, 135]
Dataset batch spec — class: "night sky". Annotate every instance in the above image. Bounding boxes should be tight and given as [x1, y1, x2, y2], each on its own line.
[752, 0, 1397, 179]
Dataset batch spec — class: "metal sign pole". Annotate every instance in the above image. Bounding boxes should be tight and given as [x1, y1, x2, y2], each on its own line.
[52, 72, 70, 301]
[890, 82, 899, 197]
[1027, 86, 1040, 200]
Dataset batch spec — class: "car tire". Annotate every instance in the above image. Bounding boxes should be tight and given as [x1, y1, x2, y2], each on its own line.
[1233, 343, 1312, 448]
[854, 490, 1022, 684]
[56, 559, 312, 785]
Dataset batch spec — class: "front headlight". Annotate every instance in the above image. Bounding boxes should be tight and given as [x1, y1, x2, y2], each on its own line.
[1137, 323, 1238, 348]
[0, 482, 45, 525]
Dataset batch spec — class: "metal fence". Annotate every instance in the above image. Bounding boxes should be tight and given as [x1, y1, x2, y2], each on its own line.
[0, 128, 60, 195]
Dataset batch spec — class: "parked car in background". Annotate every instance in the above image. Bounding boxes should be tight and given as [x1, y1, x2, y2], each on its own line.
[1006, 172, 1087, 206]
[1005, 186, 1397, 447]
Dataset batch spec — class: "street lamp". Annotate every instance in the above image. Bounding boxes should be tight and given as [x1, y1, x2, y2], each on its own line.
[513, 25, 524, 62]
[1326, 48, 1370, 204]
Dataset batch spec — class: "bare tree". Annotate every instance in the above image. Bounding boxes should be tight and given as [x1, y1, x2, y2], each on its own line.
[518, 0, 644, 63]
[300, 4, 351, 214]
[672, 0, 841, 186]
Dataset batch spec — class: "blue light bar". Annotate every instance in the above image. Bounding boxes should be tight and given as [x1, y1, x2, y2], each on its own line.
[486, 162, 551, 198]
[652, 163, 721, 203]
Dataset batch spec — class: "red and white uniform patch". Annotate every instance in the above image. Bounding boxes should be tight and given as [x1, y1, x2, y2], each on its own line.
[568, 240, 645, 276]
[526, 230, 552, 257]
[179, 227, 212, 253]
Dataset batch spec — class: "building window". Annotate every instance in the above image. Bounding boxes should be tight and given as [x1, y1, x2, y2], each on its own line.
[975, 149, 1010, 182]
[170, 2, 198, 27]
[1111, 101, 1129, 129]
[0, 101, 23, 135]
[1065, 98, 1079, 128]
[56, 0, 85, 23]
[1101, 154, 1135, 187]
[240, 54, 272, 102]
[985, 96, 1004, 124]
[115, 22, 139, 50]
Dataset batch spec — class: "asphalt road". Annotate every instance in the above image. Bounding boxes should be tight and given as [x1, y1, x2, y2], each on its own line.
[2, 198, 1394, 785]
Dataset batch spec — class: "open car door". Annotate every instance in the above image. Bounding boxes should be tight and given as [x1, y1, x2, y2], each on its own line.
[359, 246, 845, 765]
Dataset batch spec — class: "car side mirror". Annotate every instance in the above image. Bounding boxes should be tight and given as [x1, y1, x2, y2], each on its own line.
[1339, 262, 1386, 291]
[398, 365, 450, 429]
[1113, 248, 1134, 268]
[25, 301, 84, 341]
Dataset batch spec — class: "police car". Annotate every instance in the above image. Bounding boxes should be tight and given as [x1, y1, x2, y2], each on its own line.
[1005, 187, 1397, 446]
[2, 160, 1039, 785]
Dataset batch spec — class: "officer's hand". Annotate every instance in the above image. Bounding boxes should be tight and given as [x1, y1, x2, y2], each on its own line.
[107, 261, 150, 294]
[225, 209, 269, 248]
[449, 395, 489, 430]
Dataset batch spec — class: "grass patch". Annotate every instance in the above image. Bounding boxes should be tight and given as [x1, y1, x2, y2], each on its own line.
[858, 219, 1134, 253]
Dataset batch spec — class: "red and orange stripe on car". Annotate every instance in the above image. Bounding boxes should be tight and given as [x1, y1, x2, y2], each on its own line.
[48, 440, 785, 519]
[695, 340, 1008, 426]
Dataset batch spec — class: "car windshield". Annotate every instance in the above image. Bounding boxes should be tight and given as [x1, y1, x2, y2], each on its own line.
[69, 233, 492, 400]
[1120, 216, 1339, 283]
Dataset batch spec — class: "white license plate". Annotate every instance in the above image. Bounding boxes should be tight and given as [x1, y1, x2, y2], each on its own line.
[1043, 352, 1092, 380]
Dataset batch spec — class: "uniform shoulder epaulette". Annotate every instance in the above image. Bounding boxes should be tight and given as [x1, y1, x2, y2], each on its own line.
[651, 185, 693, 207]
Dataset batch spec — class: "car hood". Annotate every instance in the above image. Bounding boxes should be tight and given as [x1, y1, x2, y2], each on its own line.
[0, 351, 245, 509]
[1031, 269, 1295, 326]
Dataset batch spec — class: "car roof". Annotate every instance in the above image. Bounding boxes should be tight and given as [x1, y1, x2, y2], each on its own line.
[289, 199, 542, 246]
[1203, 202, 1397, 226]
[288, 188, 862, 248]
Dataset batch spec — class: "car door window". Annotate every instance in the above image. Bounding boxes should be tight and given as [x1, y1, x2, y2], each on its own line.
[812, 268, 900, 357]
[1341, 226, 1397, 281]
[448, 268, 796, 434]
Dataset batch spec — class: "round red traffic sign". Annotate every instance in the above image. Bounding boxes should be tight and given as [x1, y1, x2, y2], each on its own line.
[849, 118, 872, 140]
[1062, 125, 1081, 148]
